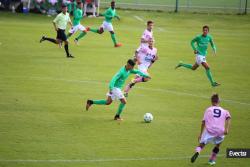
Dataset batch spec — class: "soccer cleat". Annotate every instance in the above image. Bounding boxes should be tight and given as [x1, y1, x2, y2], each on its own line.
[191, 152, 199, 163]
[175, 61, 183, 69]
[67, 54, 74, 58]
[208, 160, 216, 166]
[86, 100, 93, 111]
[114, 43, 122, 47]
[114, 115, 123, 121]
[212, 82, 221, 87]
[74, 39, 79, 45]
[40, 36, 46, 43]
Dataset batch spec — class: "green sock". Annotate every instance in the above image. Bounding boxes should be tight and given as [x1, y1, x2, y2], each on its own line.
[66, 33, 72, 39]
[90, 28, 99, 33]
[93, 100, 107, 105]
[76, 32, 86, 40]
[180, 63, 193, 69]
[116, 103, 126, 115]
[206, 69, 215, 85]
[111, 33, 117, 45]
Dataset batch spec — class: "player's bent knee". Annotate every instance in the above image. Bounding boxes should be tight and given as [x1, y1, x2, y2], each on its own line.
[106, 101, 112, 105]
[110, 31, 114, 34]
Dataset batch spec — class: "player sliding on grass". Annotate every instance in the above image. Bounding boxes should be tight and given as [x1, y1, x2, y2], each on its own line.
[88, 0, 122, 47]
[86, 59, 150, 121]
[124, 38, 158, 96]
[40, 4, 74, 58]
[175, 25, 220, 87]
[140, 20, 154, 47]
[67, 1, 89, 45]
[191, 94, 231, 165]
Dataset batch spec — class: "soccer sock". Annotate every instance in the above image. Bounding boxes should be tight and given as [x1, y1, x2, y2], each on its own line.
[180, 63, 193, 69]
[93, 100, 107, 105]
[44, 37, 57, 44]
[111, 33, 117, 45]
[195, 146, 203, 153]
[205, 69, 215, 85]
[89, 28, 99, 33]
[116, 103, 126, 116]
[209, 147, 219, 161]
[76, 32, 86, 40]
[66, 33, 72, 38]
[64, 44, 70, 56]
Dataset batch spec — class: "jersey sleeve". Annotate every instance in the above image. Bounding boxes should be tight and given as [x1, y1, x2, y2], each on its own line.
[191, 36, 198, 51]
[202, 109, 208, 121]
[53, 14, 60, 23]
[109, 71, 122, 90]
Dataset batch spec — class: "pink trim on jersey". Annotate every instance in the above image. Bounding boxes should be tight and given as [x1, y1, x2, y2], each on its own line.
[203, 106, 231, 136]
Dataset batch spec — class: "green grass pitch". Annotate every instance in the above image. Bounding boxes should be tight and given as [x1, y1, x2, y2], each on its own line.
[0, 10, 250, 167]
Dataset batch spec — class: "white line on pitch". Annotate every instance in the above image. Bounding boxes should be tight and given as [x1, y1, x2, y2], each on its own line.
[2, 76, 250, 106]
[134, 15, 145, 23]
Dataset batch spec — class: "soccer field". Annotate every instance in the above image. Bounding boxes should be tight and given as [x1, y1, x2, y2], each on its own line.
[0, 10, 250, 167]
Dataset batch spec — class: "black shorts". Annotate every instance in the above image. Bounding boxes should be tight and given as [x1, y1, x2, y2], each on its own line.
[56, 29, 67, 41]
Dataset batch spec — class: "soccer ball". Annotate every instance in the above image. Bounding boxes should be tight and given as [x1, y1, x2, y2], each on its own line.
[144, 113, 153, 123]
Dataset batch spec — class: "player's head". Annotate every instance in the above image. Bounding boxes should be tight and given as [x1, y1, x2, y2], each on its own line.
[126, 59, 135, 70]
[111, 1, 116, 9]
[147, 20, 154, 31]
[202, 25, 209, 36]
[77, 1, 83, 9]
[211, 93, 220, 105]
[148, 38, 154, 48]
[61, 4, 67, 13]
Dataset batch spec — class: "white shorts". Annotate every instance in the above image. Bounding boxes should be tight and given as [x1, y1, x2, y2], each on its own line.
[200, 129, 225, 145]
[196, 54, 206, 65]
[101, 21, 114, 32]
[106, 88, 124, 101]
[137, 64, 149, 75]
[69, 24, 86, 34]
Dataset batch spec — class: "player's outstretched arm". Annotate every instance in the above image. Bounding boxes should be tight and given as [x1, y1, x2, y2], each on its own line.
[210, 37, 217, 56]
[191, 36, 198, 54]
[198, 121, 205, 142]
[224, 118, 231, 135]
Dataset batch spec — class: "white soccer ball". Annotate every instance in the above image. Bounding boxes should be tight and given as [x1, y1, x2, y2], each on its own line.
[144, 113, 153, 123]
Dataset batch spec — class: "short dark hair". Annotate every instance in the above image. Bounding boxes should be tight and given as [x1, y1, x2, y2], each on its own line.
[211, 94, 220, 103]
[127, 59, 135, 66]
[61, 4, 67, 8]
[203, 25, 209, 31]
[147, 20, 154, 25]
[111, 1, 115, 5]
[77, 1, 82, 5]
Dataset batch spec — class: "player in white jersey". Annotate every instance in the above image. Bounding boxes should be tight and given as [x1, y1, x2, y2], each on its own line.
[191, 94, 231, 165]
[140, 20, 154, 47]
[124, 38, 158, 96]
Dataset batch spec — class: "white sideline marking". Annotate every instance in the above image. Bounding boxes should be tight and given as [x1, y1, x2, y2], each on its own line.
[0, 154, 225, 163]
[134, 15, 145, 23]
[2, 76, 250, 106]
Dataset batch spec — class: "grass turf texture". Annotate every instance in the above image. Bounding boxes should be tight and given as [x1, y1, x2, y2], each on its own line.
[0, 10, 250, 167]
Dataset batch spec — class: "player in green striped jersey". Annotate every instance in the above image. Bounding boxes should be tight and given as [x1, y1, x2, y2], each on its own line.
[175, 25, 220, 87]
[86, 59, 150, 121]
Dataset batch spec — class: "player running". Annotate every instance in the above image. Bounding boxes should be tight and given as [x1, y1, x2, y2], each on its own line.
[85, 59, 150, 121]
[140, 20, 154, 47]
[175, 25, 220, 87]
[88, 0, 122, 47]
[191, 94, 231, 165]
[67, 1, 89, 45]
[124, 38, 158, 96]
[40, 4, 74, 58]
